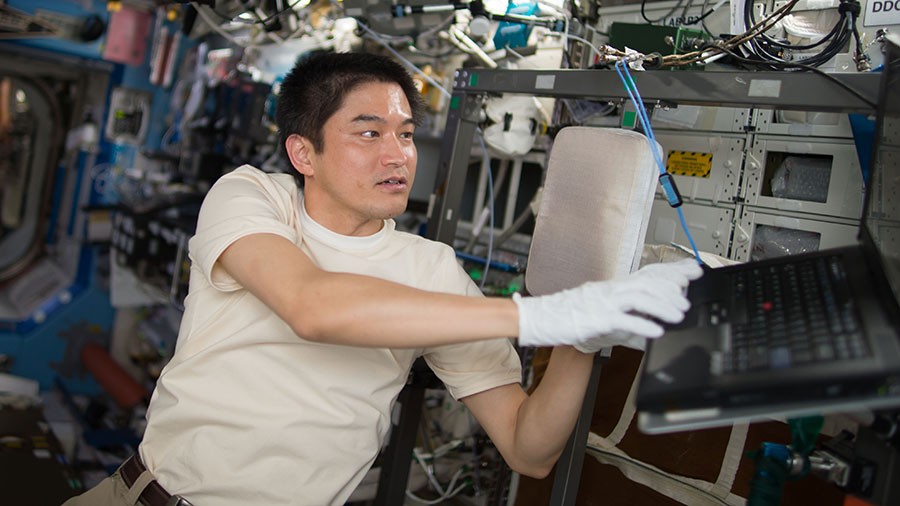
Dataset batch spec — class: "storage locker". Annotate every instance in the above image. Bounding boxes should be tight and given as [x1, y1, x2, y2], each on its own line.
[653, 132, 746, 206]
[742, 135, 865, 220]
[647, 198, 734, 258]
[731, 206, 859, 262]
[751, 109, 855, 139]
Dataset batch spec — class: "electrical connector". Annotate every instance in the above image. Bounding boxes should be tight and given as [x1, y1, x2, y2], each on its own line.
[659, 173, 683, 208]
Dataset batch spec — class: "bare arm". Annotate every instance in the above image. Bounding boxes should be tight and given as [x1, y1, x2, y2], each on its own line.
[222, 232, 692, 477]
[218, 232, 519, 347]
[461, 347, 595, 478]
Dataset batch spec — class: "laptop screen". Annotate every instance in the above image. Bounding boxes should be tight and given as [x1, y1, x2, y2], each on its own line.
[863, 33, 900, 304]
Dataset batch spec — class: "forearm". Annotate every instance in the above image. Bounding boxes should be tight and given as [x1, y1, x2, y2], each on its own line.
[290, 270, 519, 347]
[508, 347, 595, 476]
[220, 233, 519, 348]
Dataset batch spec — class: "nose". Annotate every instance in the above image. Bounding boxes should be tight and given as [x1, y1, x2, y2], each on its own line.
[382, 133, 411, 167]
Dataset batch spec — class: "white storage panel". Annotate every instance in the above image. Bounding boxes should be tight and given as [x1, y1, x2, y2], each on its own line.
[731, 206, 859, 263]
[651, 105, 750, 134]
[742, 135, 865, 220]
[647, 198, 734, 258]
[751, 109, 855, 139]
[618, 102, 750, 134]
[653, 132, 745, 206]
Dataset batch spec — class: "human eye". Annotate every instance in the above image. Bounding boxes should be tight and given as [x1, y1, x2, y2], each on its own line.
[361, 130, 379, 138]
[399, 131, 414, 140]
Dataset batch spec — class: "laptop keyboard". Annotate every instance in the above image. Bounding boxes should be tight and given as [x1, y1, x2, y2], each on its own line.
[719, 256, 868, 374]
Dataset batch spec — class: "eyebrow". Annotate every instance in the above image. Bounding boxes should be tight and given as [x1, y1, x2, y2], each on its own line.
[351, 114, 416, 127]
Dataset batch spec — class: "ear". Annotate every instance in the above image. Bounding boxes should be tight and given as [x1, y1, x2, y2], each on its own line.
[285, 134, 315, 178]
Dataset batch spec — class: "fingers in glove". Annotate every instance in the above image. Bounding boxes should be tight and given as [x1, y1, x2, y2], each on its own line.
[615, 291, 689, 324]
[622, 277, 691, 313]
[634, 258, 704, 288]
[639, 267, 691, 289]
[670, 258, 704, 282]
[623, 334, 649, 351]
[574, 331, 647, 354]
[612, 312, 665, 338]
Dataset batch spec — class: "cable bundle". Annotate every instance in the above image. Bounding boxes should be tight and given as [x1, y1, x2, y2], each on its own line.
[742, 0, 868, 70]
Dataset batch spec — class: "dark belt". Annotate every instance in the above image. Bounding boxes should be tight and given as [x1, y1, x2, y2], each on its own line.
[120, 454, 193, 506]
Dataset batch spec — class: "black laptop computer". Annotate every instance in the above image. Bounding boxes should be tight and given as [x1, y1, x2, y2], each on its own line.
[635, 33, 900, 433]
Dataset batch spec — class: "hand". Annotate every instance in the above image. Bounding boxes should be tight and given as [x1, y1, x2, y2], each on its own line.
[513, 258, 703, 350]
[628, 257, 704, 289]
[575, 329, 652, 353]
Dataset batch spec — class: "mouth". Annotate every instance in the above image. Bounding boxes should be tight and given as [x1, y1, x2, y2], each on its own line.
[377, 175, 409, 188]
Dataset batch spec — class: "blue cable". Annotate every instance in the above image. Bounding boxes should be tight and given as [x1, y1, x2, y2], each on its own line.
[454, 251, 520, 273]
[614, 59, 704, 266]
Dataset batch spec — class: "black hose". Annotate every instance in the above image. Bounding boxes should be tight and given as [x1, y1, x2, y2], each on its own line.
[641, 0, 687, 24]
[741, 0, 855, 68]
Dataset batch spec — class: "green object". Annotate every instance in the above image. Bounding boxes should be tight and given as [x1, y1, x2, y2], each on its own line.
[608, 22, 708, 69]
[746, 418, 822, 506]
[450, 96, 460, 110]
[469, 74, 478, 86]
[746, 445, 792, 506]
[622, 110, 637, 128]
[788, 416, 824, 456]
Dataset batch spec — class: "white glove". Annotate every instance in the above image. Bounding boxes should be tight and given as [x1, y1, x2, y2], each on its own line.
[513, 258, 703, 351]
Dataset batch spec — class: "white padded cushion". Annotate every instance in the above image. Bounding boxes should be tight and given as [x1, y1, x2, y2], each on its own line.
[525, 127, 660, 296]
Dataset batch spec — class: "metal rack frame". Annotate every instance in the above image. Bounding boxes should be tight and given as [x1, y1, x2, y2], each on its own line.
[425, 68, 878, 246]
[375, 68, 880, 506]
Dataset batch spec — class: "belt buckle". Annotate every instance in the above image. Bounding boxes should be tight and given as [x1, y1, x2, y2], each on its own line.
[165, 496, 194, 506]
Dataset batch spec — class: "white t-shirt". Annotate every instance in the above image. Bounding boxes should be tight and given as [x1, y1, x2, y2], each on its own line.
[138, 165, 521, 506]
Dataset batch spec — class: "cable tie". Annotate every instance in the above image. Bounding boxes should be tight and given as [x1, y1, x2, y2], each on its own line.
[838, 0, 860, 16]
[642, 52, 664, 69]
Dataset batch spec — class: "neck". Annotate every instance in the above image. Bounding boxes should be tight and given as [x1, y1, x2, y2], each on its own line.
[302, 196, 384, 237]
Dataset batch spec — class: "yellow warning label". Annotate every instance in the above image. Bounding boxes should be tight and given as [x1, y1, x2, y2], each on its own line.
[666, 151, 713, 178]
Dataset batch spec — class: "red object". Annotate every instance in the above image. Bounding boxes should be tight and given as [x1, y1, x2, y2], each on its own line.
[762, 301, 773, 311]
[81, 342, 148, 408]
[103, 7, 153, 66]
[843, 496, 877, 506]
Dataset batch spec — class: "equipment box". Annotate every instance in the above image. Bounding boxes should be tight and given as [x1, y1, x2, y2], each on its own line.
[731, 206, 858, 263]
[647, 198, 734, 258]
[751, 109, 855, 139]
[111, 210, 148, 269]
[653, 132, 745, 206]
[742, 135, 865, 220]
[650, 105, 750, 134]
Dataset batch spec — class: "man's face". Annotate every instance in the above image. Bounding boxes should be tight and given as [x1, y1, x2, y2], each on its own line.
[301, 81, 417, 236]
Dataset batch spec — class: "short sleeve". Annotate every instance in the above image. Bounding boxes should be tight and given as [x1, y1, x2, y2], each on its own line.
[423, 338, 521, 400]
[422, 251, 522, 400]
[188, 166, 300, 291]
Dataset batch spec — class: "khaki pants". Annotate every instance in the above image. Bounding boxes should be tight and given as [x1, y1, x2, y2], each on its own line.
[62, 460, 156, 506]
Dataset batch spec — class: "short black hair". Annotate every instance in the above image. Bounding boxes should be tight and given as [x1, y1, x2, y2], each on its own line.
[275, 51, 426, 188]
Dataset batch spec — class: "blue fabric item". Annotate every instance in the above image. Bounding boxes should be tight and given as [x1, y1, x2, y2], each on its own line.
[492, 2, 539, 49]
[849, 113, 875, 185]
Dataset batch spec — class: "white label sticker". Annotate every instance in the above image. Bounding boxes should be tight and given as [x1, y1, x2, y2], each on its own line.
[748, 79, 782, 98]
[865, 0, 900, 26]
[730, 0, 745, 36]
[806, 0, 838, 9]
[535, 75, 556, 90]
